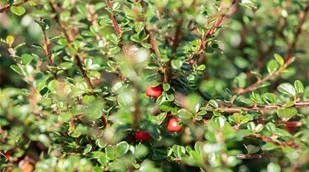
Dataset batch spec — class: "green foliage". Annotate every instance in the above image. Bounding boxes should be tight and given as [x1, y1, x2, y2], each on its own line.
[1, 0, 309, 171]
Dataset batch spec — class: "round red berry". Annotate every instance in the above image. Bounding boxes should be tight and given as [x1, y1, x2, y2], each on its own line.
[4, 150, 12, 160]
[146, 85, 162, 98]
[134, 130, 151, 141]
[167, 118, 182, 132]
[284, 121, 299, 132]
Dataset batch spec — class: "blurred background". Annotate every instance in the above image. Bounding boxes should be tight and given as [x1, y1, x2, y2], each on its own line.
[1, 1, 308, 93]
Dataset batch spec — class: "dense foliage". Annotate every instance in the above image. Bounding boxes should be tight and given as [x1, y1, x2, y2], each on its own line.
[1, 0, 309, 171]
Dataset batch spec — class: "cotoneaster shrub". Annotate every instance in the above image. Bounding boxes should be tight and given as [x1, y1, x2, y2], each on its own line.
[1, 0, 309, 171]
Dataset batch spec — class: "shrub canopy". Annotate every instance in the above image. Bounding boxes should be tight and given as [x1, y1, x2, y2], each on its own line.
[1, 0, 309, 171]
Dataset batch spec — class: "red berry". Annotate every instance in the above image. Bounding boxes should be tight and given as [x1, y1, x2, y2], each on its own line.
[4, 150, 12, 160]
[134, 130, 151, 141]
[167, 118, 182, 132]
[285, 126, 296, 132]
[146, 85, 162, 98]
[284, 121, 299, 132]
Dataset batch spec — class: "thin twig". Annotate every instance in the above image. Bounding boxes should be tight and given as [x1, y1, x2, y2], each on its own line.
[146, 28, 160, 57]
[194, 0, 239, 63]
[105, 0, 143, 128]
[209, 101, 309, 113]
[105, 0, 122, 35]
[49, 1, 94, 92]
[136, 1, 160, 58]
[163, 18, 183, 83]
[268, 3, 308, 92]
[0, 0, 29, 13]
[252, 11, 264, 68]
[237, 153, 276, 159]
[285, 4, 309, 61]
[252, 4, 290, 70]
[166, 19, 183, 82]
[41, 28, 54, 66]
[236, 4, 309, 95]
[86, 4, 104, 44]
[105, 0, 129, 57]
[236, 56, 295, 95]
[249, 135, 299, 148]
[41, 24, 58, 79]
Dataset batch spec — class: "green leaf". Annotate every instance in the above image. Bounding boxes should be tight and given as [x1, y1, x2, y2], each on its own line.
[229, 113, 251, 125]
[158, 101, 174, 111]
[134, 22, 144, 32]
[31, 44, 43, 51]
[59, 113, 73, 122]
[85, 101, 103, 120]
[88, 71, 101, 79]
[250, 92, 262, 103]
[82, 95, 96, 105]
[84, 58, 93, 68]
[60, 11, 70, 21]
[239, 0, 257, 10]
[48, 80, 59, 93]
[285, 100, 295, 107]
[156, 112, 167, 125]
[267, 59, 279, 73]
[172, 145, 186, 157]
[81, 31, 95, 37]
[38, 134, 50, 147]
[277, 108, 297, 120]
[166, 93, 174, 101]
[247, 122, 256, 132]
[178, 109, 192, 120]
[214, 116, 226, 128]
[95, 2, 106, 10]
[262, 142, 278, 151]
[10, 65, 23, 75]
[105, 145, 115, 160]
[7, 0, 14, 5]
[186, 94, 201, 112]
[294, 80, 304, 95]
[254, 124, 264, 132]
[71, 124, 88, 138]
[10, 6, 26, 16]
[130, 34, 140, 43]
[171, 59, 183, 69]
[163, 83, 170, 91]
[83, 144, 92, 154]
[267, 162, 281, 172]
[275, 128, 292, 137]
[135, 143, 149, 159]
[150, 80, 161, 87]
[21, 54, 33, 65]
[118, 91, 134, 107]
[115, 141, 129, 157]
[92, 151, 108, 166]
[265, 122, 276, 133]
[256, 81, 271, 89]
[274, 53, 284, 66]
[203, 143, 223, 154]
[112, 82, 124, 94]
[112, 2, 121, 10]
[96, 139, 107, 148]
[196, 64, 206, 71]
[208, 99, 218, 109]
[244, 144, 260, 154]
[277, 83, 296, 97]
[60, 62, 73, 69]
[262, 93, 276, 104]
